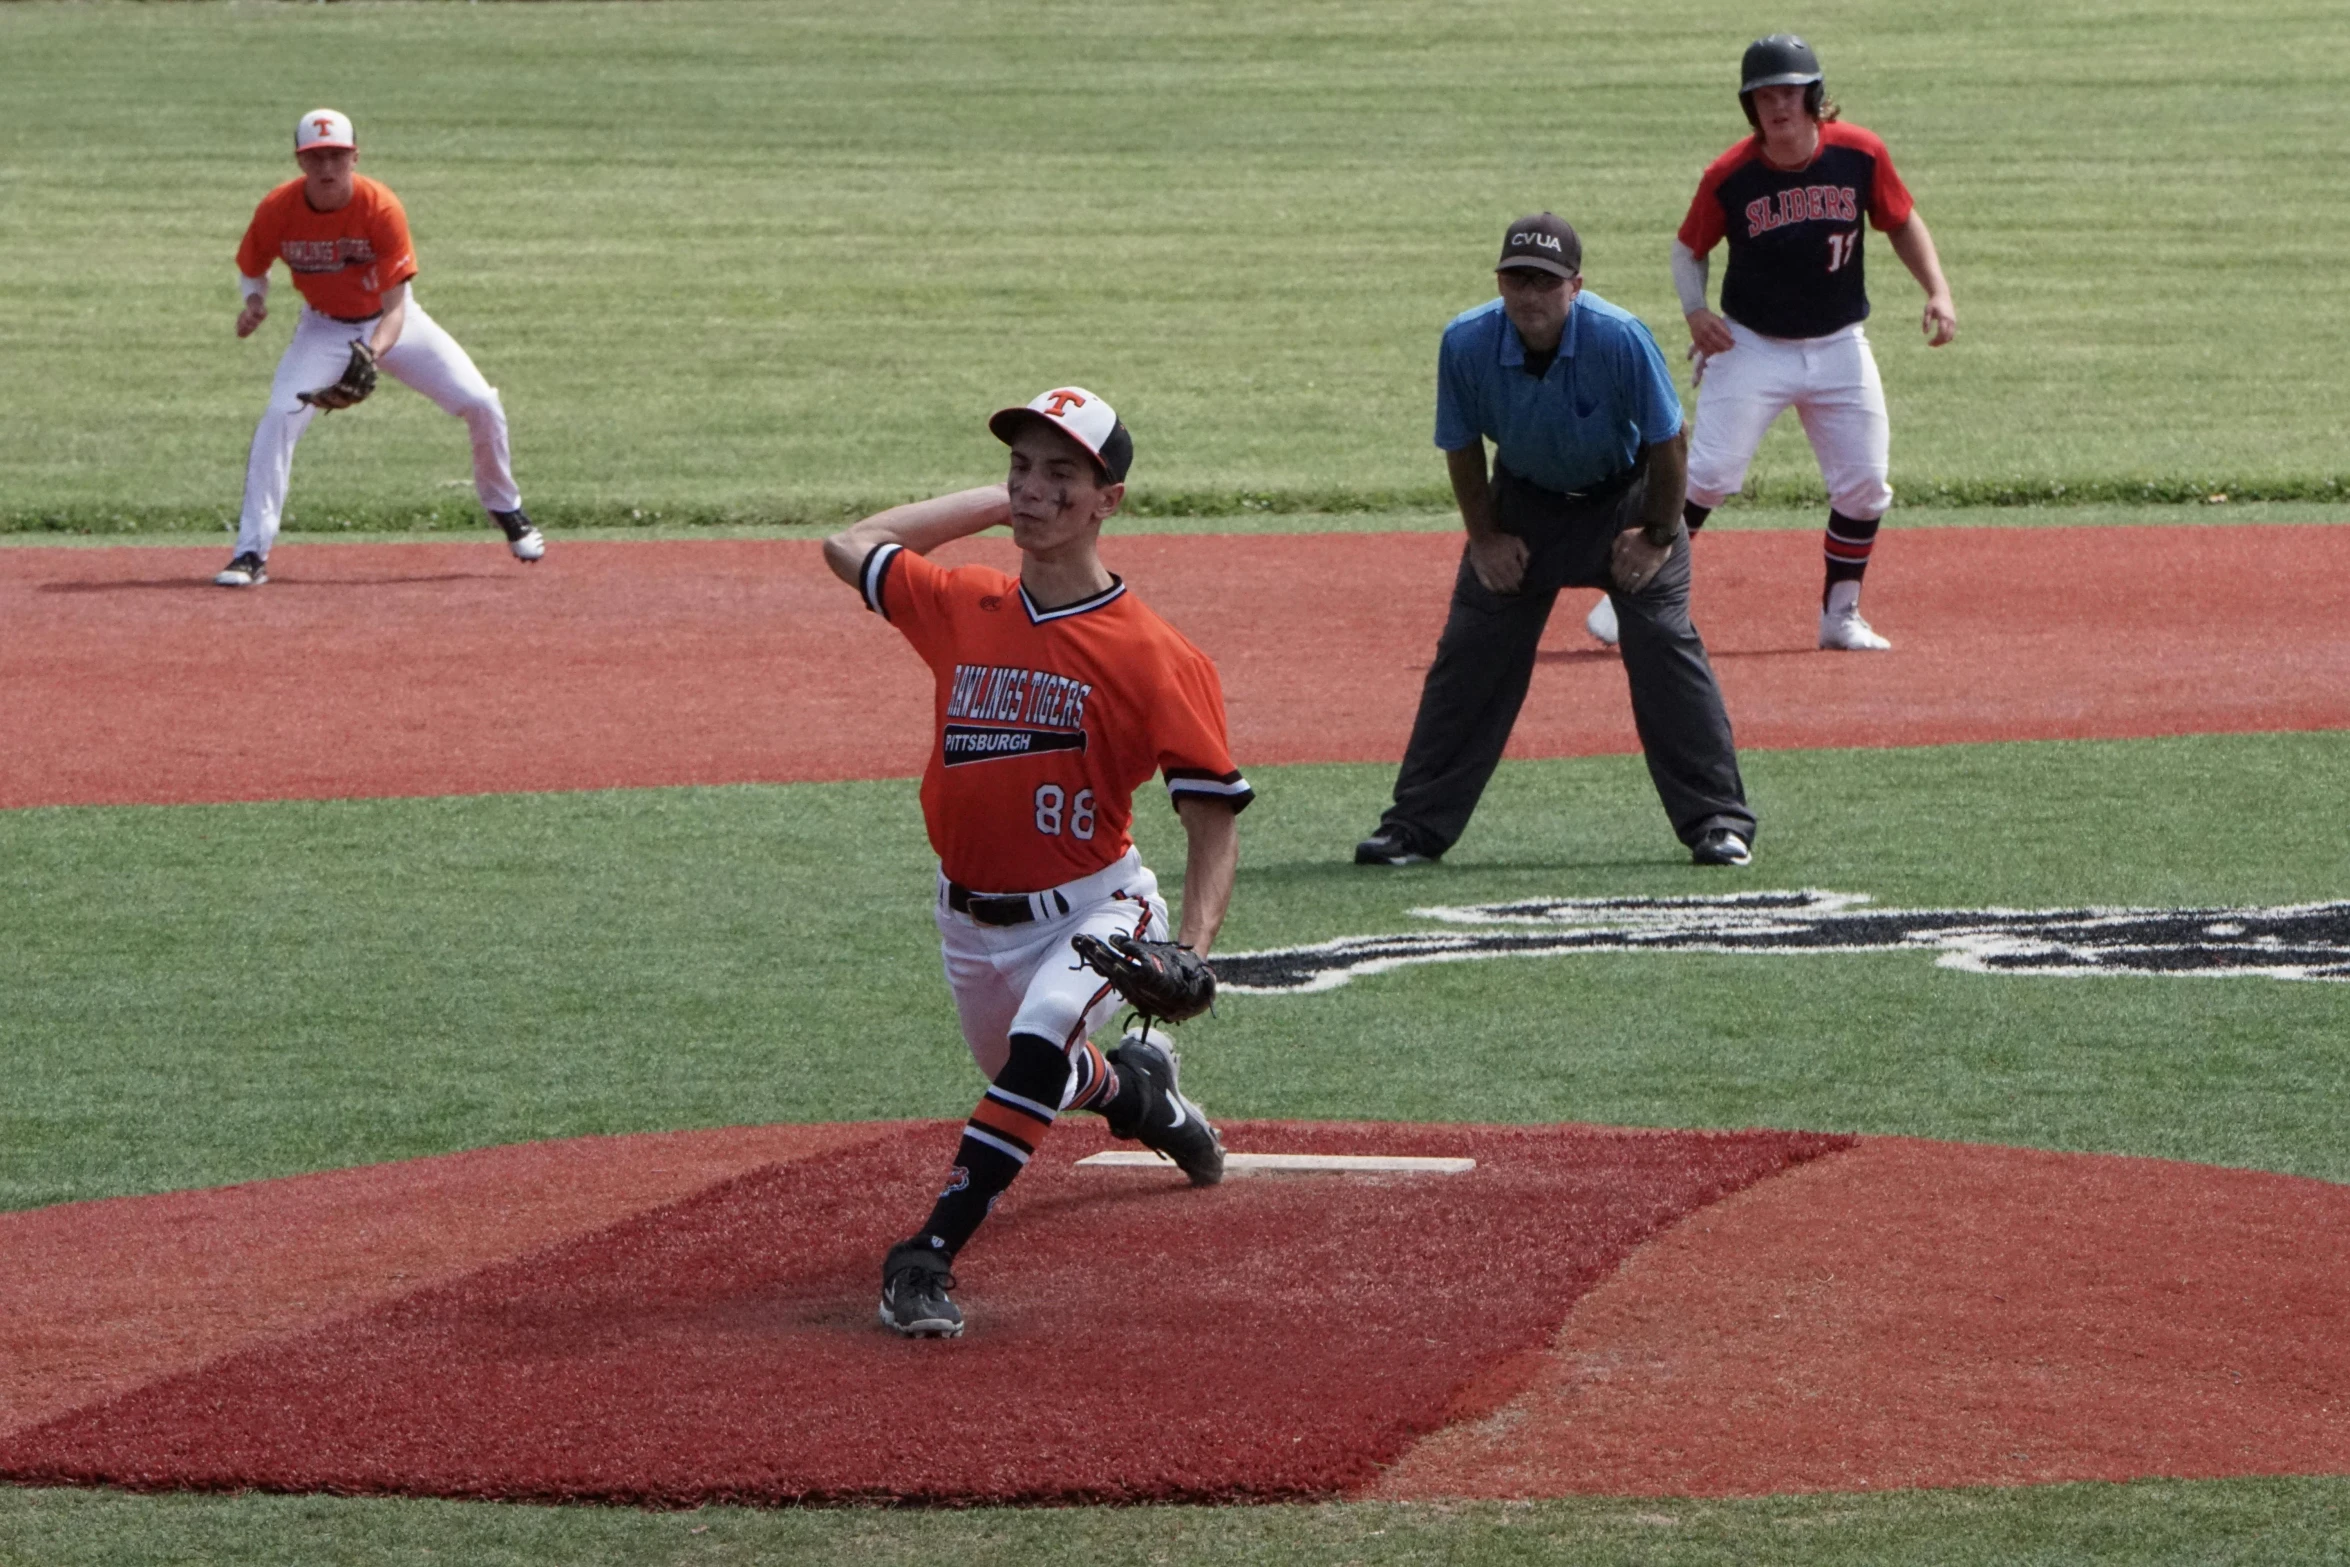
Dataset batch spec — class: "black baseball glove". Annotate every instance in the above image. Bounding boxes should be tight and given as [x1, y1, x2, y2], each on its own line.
[1070, 933, 1217, 1024]
[298, 341, 379, 411]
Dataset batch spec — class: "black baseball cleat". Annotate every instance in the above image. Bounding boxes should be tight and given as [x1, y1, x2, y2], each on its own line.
[1354, 824, 1437, 866]
[878, 1239, 964, 1338]
[1104, 1034, 1225, 1186]
[1691, 827, 1754, 867]
[214, 551, 268, 588]
[490, 508, 546, 563]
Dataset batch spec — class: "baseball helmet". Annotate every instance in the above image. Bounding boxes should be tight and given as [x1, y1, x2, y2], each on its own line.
[1740, 34, 1823, 93]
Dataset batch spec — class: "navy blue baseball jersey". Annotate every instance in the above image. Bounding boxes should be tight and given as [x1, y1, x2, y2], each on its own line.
[1678, 121, 1915, 340]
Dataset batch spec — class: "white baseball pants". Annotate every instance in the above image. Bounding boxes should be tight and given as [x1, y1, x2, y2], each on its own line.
[235, 301, 521, 560]
[1686, 320, 1893, 520]
[934, 848, 1169, 1085]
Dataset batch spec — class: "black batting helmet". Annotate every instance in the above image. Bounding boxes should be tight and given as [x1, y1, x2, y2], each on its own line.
[1741, 34, 1822, 92]
[1739, 34, 1825, 124]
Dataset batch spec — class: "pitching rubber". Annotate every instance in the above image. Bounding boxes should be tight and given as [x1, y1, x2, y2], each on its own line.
[1077, 1150, 1477, 1176]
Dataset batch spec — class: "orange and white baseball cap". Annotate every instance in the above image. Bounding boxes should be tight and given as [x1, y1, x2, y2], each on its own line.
[988, 386, 1133, 482]
[295, 109, 356, 152]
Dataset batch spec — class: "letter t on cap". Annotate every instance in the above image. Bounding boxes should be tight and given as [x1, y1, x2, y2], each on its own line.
[297, 109, 356, 151]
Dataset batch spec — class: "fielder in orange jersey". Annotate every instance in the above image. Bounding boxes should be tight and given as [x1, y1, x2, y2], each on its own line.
[823, 386, 1252, 1339]
[217, 108, 542, 588]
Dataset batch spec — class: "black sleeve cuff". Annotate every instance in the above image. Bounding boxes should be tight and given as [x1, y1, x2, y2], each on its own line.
[858, 541, 902, 619]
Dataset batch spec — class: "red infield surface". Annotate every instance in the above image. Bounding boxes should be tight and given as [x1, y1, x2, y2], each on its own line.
[0, 1122, 1841, 1506]
[4, 523, 2347, 809]
[1381, 1137, 2350, 1497]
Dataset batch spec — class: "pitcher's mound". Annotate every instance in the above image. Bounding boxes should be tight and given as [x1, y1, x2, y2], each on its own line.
[0, 1121, 1839, 1506]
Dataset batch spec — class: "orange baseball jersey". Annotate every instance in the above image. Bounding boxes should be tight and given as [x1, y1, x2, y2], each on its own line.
[858, 542, 1253, 892]
[235, 175, 418, 320]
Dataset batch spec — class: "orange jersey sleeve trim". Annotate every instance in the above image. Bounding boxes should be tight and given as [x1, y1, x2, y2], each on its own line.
[1676, 135, 1759, 255]
[1821, 122, 1917, 230]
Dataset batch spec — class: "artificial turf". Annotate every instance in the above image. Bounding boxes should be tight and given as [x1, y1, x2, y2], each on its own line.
[2, 499, 2344, 550]
[2, 0, 2345, 532]
[5, 730, 2345, 1214]
[3, 1478, 2346, 1567]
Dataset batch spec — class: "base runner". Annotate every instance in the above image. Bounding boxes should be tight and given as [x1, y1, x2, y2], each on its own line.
[1589, 35, 1956, 651]
[219, 109, 542, 587]
[822, 386, 1252, 1339]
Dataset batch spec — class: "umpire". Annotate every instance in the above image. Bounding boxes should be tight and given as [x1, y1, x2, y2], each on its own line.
[1355, 213, 1758, 867]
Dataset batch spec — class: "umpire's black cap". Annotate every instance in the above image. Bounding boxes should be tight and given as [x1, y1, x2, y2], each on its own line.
[1497, 213, 1582, 279]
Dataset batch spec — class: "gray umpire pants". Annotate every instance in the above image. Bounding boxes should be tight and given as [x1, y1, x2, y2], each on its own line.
[1380, 463, 1755, 855]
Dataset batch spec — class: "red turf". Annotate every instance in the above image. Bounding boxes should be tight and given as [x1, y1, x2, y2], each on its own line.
[0, 1120, 1846, 1507]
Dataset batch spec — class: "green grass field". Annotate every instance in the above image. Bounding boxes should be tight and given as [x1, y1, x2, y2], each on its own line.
[5, 0, 2348, 1560]
[5, 1478, 2348, 1567]
[1, 0, 2345, 532]
[8, 734, 2349, 1212]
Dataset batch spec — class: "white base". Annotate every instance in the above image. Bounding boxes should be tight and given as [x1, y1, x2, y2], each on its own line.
[1077, 1150, 1476, 1175]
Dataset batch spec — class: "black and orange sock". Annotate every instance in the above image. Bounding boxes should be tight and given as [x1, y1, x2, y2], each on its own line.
[1063, 1037, 1121, 1115]
[913, 1031, 1070, 1259]
[1822, 509, 1881, 604]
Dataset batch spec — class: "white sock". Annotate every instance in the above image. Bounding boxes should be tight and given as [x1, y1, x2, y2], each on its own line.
[1825, 579, 1862, 618]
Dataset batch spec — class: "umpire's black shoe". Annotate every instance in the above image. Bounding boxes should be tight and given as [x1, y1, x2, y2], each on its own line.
[878, 1239, 964, 1338]
[1104, 1035, 1225, 1186]
[1691, 828, 1754, 867]
[1354, 824, 1437, 866]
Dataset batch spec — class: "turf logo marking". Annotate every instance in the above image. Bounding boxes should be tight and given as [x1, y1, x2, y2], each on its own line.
[1213, 891, 2350, 994]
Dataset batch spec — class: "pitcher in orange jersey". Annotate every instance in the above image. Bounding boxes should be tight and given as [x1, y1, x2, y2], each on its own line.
[216, 109, 542, 587]
[823, 386, 1252, 1338]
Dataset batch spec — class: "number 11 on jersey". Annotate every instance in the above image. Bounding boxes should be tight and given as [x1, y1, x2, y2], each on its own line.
[1826, 231, 1857, 272]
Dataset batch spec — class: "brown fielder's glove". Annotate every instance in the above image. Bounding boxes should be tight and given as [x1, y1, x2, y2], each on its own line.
[298, 341, 378, 411]
[1070, 933, 1217, 1024]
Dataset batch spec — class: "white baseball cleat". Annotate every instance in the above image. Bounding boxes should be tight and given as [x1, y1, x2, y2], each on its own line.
[214, 551, 268, 588]
[491, 509, 546, 563]
[1585, 594, 1619, 646]
[1819, 607, 1892, 651]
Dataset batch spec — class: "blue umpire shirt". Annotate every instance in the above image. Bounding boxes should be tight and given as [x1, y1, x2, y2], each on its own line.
[1433, 293, 1683, 494]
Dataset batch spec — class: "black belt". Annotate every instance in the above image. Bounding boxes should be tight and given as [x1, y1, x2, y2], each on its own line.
[1494, 461, 1637, 504]
[326, 311, 381, 325]
[947, 882, 1073, 927]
